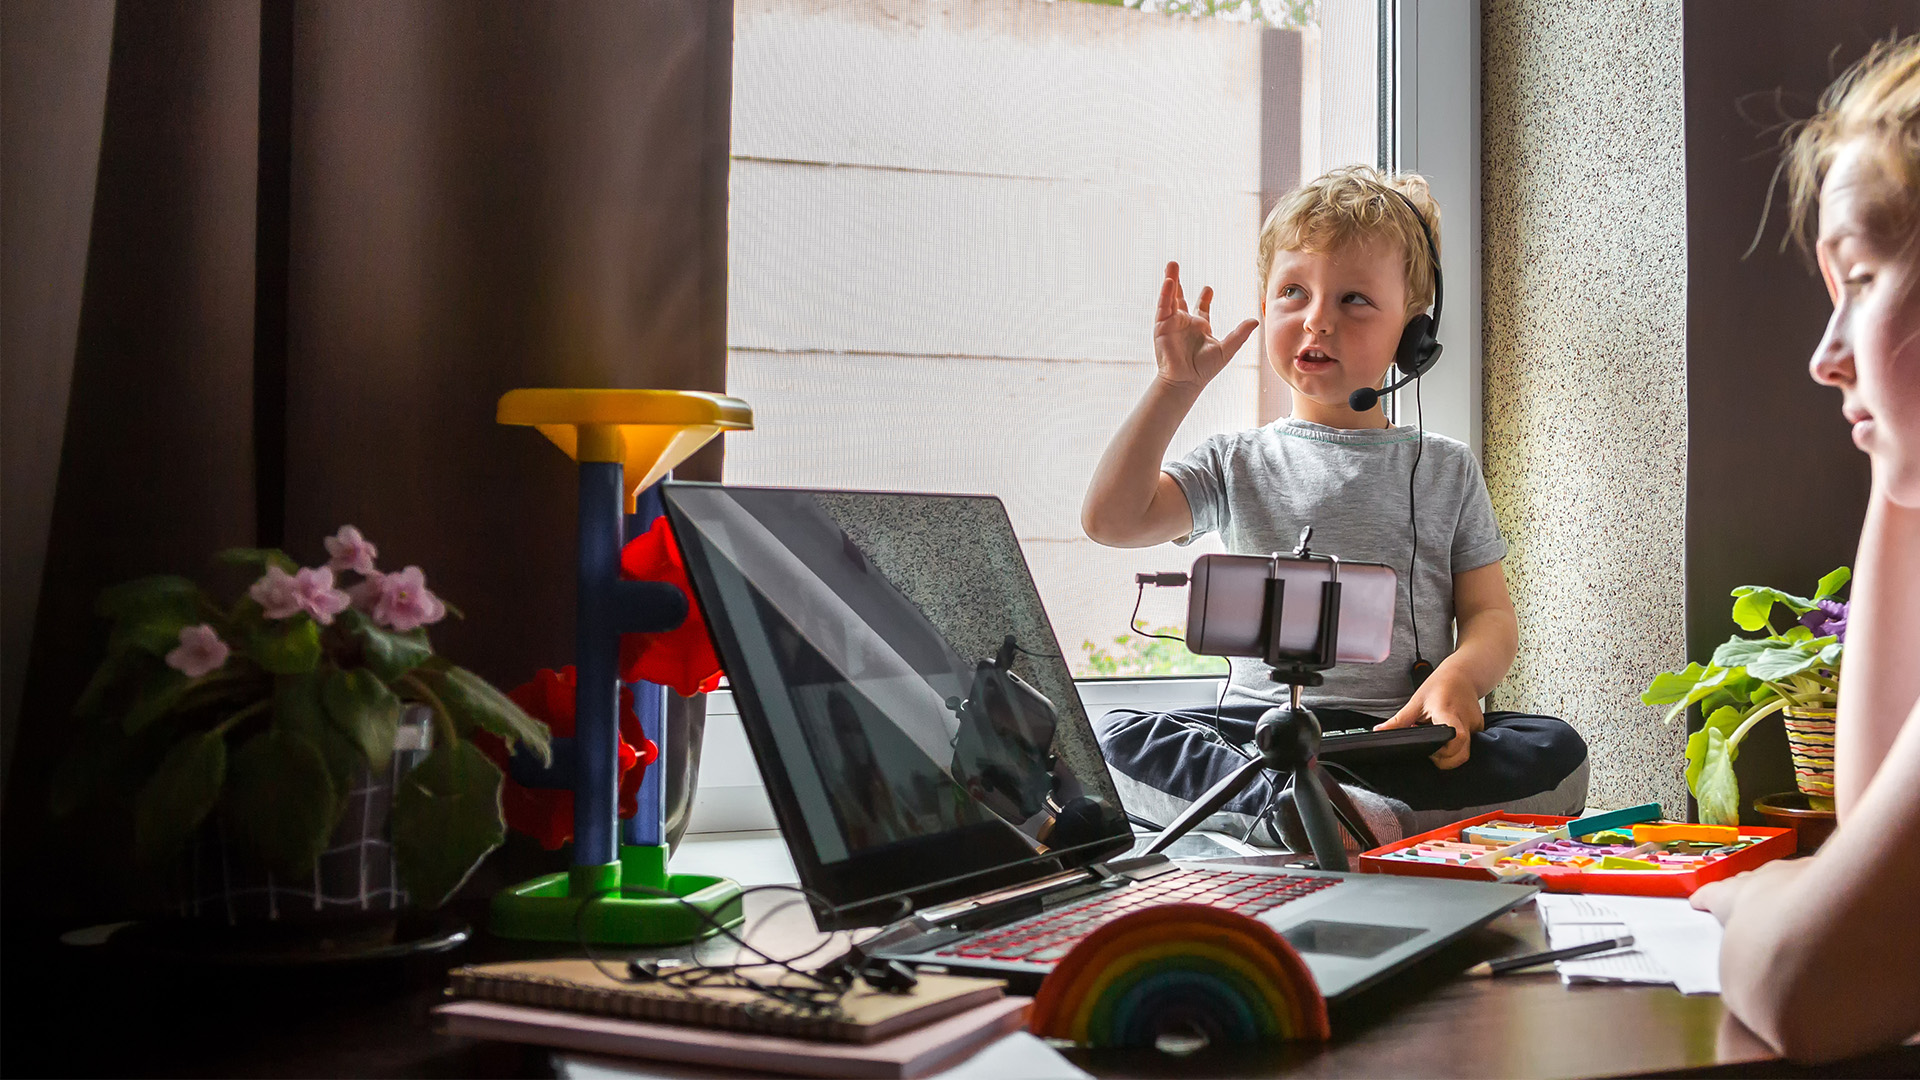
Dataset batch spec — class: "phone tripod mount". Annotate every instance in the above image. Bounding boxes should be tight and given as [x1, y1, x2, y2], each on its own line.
[1143, 529, 1377, 871]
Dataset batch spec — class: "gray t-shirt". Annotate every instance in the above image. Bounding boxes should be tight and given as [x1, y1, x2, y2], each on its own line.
[1164, 417, 1507, 716]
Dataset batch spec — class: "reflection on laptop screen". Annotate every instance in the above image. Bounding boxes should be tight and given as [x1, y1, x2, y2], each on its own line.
[664, 485, 1132, 915]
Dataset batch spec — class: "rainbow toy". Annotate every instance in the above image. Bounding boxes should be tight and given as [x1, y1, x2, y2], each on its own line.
[1027, 903, 1330, 1048]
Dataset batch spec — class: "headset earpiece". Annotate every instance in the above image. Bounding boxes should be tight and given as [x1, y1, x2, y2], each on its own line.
[1394, 312, 1442, 379]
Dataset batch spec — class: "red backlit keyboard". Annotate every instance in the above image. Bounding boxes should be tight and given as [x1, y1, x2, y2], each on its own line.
[931, 868, 1337, 964]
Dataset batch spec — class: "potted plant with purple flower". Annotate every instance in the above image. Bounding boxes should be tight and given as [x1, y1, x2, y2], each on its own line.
[1642, 568, 1849, 827]
[52, 526, 551, 921]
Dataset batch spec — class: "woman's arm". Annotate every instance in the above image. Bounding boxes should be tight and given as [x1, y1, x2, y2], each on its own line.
[1082, 262, 1256, 548]
[1835, 491, 1920, 818]
[1714, 689, 1920, 1061]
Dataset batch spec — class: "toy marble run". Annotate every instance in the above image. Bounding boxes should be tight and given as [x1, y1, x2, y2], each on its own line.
[489, 389, 752, 945]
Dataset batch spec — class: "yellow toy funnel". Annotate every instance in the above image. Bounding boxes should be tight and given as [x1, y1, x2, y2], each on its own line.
[497, 389, 753, 511]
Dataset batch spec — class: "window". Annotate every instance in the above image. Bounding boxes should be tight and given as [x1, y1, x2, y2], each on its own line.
[722, 0, 1384, 679]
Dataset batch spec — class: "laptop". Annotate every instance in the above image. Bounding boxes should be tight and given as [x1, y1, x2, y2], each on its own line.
[661, 483, 1534, 1002]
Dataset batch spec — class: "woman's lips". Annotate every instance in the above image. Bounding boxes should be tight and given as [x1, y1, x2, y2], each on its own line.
[1852, 417, 1876, 448]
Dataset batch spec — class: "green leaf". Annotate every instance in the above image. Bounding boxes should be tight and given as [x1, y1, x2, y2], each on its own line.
[216, 547, 298, 574]
[391, 740, 505, 908]
[1642, 663, 1734, 726]
[1744, 639, 1831, 681]
[223, 730, 340, 876]
[1781, 624, 1815, 644]
[74, 648, 161, 718]
[123, 669, 193, 733]
[1710, 636, 1773, 670]
[340, 609, 433, 682]
[1641, 662, 1717, 705]
[1688, 725, 1743, 827]
[324, 668, 402, 772]
[248, 616, 322, 674]
[423, 665, 551, 766]
[133, 732, 228, 865]
[1818, 640, 1844, 667]
[1730, 586, 1819, 631]
[99, 575, 205, 657]
[273, 672, 360, 814]
[1815, 566, 1851, 599]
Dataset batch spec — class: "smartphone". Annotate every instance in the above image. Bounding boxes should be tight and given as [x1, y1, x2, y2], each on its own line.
[1185, 553, 1398, 664]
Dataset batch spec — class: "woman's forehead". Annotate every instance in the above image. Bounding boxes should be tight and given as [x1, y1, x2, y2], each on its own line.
[1819, 139, 1907, 249]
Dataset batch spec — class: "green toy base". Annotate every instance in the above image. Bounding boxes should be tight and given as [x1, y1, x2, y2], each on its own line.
[490, 845, 745, 945]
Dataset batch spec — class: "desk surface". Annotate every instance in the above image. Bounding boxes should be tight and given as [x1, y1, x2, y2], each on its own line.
[7, 856, 1919, 1079]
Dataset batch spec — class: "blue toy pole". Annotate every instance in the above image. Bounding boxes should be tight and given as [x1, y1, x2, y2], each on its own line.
[574, 460, 627, 875]
[625, 480, 669, 849]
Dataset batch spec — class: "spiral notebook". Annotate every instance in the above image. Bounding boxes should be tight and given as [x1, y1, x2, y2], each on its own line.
[446, 959, 1006, 1044]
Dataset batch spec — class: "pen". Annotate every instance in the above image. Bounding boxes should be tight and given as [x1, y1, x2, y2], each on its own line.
[1465, 934, 1636, 976]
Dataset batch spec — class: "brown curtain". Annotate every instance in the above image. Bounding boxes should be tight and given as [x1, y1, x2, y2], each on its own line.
[2, 0, 735, 919]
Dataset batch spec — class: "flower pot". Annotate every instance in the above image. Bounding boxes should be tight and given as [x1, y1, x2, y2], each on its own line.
[171, 710, 433, 925]
[1782, 706, 1837, 799]
[1753, 791, 1837, 855]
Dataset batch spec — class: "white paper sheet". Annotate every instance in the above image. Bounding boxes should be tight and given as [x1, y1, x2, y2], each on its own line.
[1535, 893, 1724, 995]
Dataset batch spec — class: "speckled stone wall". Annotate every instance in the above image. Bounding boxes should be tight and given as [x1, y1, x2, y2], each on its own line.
[1481, 0, 1689, 813]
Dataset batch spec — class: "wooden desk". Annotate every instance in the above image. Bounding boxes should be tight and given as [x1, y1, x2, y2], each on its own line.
[7, 871, 1919, 1078]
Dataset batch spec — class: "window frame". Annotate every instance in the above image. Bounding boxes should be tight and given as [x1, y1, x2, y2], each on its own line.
[689, 2, 1482, 838]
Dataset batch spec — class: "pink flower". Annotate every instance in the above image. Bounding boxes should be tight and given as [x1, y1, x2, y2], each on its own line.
[323, 525, 379, 576]
[372, 566, 447, 632]
[347, 571, 385, 614]
[249, 565, 351, 625]
[165, 624, 230, 678]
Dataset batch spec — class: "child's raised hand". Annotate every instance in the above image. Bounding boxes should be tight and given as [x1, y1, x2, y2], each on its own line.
[1153, 261, 1258, 391]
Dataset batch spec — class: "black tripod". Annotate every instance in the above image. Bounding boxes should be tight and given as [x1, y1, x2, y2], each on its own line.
[1141, 539, 1379, 872]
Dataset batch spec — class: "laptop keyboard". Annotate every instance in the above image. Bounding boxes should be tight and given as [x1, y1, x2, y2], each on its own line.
[930, 868, 1338, 965]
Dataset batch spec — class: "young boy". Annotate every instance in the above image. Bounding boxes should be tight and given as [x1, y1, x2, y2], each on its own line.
[1081, 165, 1587, 846]
[1691, 37, 1920, 1061]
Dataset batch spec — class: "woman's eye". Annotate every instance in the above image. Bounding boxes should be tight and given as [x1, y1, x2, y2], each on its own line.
[1843, 273, 1873, 290]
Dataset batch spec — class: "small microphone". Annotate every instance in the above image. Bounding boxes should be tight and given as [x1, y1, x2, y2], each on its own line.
[1348, 373, 1419, 412]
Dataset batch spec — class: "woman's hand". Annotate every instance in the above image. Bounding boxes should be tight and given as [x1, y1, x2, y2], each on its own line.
[1154, 261, 1258, 391]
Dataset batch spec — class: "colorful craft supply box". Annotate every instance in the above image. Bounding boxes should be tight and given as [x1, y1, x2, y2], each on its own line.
[1358, 811, 1795, 897]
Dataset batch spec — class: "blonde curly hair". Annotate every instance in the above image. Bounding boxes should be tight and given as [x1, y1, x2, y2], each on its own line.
[1256, 164, 1441, 319]
[1785, 34, 1920, 250]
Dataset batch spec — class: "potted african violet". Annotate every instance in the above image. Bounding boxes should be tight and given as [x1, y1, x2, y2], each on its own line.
[1642, 567, 1849, 828]
[51, 526, 552, 926]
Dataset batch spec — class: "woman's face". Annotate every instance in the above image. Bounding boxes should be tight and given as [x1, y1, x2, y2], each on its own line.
[1811, 139, 1920, 506]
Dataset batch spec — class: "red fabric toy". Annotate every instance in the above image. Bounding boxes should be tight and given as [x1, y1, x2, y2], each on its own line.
[472, 665, 659, 851]
[618, 516, 725, 696]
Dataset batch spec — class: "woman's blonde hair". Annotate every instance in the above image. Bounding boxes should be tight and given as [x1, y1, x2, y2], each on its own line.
[1786, 34, 1920, 250]
[1256, 165, 1440, 319]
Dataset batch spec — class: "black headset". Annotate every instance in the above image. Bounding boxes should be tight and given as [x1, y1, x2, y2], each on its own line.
[1348, 187, 1444, 413]
[1344, 183, 1443, 689]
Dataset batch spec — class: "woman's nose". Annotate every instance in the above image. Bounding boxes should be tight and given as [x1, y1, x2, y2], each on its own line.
[1808, 305, 1854, 387]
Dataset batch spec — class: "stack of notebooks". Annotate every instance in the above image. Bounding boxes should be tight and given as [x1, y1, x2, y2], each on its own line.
[434, 958, 1027, 1078]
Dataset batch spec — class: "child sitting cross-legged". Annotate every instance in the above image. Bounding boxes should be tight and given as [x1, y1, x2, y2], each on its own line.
[1081, 165, 1588, 849]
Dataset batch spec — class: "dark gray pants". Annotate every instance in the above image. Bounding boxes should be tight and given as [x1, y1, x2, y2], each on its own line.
[1095, 705, 1590, 842]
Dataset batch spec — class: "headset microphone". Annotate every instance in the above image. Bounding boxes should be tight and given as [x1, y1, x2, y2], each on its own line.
[1346, 360, 1441, 413]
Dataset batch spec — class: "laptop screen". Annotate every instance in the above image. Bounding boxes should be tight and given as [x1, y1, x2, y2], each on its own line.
[663, 484, 1134, 927]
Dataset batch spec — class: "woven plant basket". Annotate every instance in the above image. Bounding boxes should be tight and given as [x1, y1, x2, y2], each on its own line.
[1783, 706, 1837, 799]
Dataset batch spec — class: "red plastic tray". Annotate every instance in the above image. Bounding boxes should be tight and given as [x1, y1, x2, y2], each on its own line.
[1358, 810, 1796, 897]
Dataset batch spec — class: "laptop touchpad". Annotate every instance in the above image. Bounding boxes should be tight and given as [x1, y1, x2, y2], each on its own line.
[1281, 920, 1424, 958]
